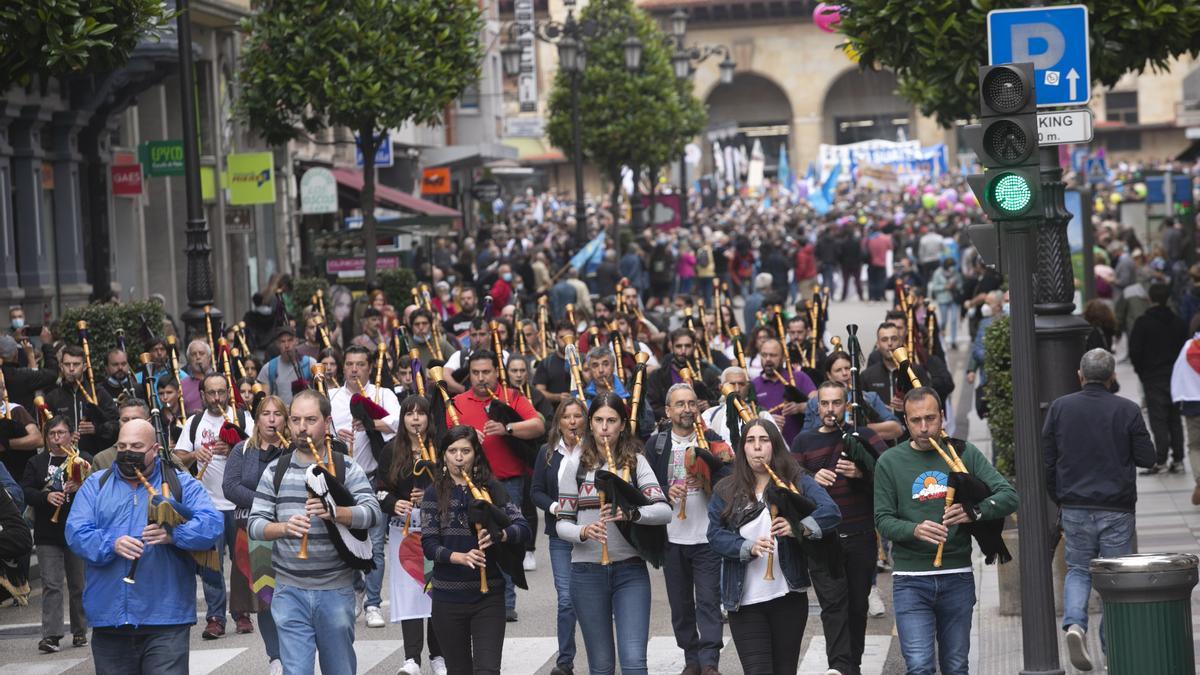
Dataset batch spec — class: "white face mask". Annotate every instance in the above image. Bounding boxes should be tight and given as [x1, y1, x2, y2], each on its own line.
[981, 304, 994, 318]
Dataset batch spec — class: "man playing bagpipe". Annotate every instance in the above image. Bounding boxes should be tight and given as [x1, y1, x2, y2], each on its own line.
[787, 314, 827, 385]
[174, 372, 254, 640]
[867, 310, 956, 410]
[791, 381, 889, 675]
[873, 387, 1016, 675]
[449, 349, 545, 621]
[258, 326, 316, 406]
[248, 390, 382, 675]
[328, 344, 401, 627]
[860, 323, 931, 433]
[534, 323, 579, 409]
[752, 338, 817, 446]
[45, 344, 119, 457]
[65, 419, 223, 675]
[646, 329, 723, 420]
[645, 383, 735, 675]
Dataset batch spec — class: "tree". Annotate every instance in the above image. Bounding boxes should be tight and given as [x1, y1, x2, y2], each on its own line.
[839, 0, 1200, 127]
[236, 0, 482, 283]
[546, 0, 706, 246]
[0, 0, 174, 89]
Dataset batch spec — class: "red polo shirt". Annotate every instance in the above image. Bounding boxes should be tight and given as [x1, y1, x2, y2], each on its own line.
[450, 386, 538, 479]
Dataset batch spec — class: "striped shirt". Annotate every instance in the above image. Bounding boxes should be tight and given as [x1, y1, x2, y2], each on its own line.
[790, 428, 885, 535]
[555, 454, 672, 564]
[247, 454, 381, 590]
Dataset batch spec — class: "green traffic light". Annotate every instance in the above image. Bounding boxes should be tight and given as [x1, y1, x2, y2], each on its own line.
[991, 172, 1032, 214]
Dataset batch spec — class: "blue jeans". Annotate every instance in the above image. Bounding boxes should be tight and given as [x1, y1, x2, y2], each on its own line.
[272, 584, 357, 675]
[259, 607, 281, 662]
[361, 512, 389, 609]
[549, 537, 577, 667]
[939, 301, 960, 345]
[500, 477, 524, 612]
[570, 560, 652, 675]
[892, 572, 975, 675]
[91, 624, 190, 675]
[200, 510, 236, 624]
[1061, 507, 1135, 644]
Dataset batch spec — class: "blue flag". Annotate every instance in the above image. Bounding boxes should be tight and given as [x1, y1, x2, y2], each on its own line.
[777, 145, 791, 194]
[569, 231, 606, 274]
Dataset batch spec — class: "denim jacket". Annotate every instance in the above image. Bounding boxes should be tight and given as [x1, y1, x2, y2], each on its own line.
[706, 472, 841, 612]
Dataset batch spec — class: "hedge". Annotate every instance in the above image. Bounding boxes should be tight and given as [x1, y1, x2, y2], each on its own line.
[983, 315, 1014, 479]
[53, 301, 168, 372]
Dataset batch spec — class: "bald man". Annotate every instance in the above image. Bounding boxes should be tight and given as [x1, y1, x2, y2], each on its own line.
[66, 418, 222, 675]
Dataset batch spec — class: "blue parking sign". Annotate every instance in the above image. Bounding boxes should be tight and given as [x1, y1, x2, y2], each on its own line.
[988, 5, 1090, 107]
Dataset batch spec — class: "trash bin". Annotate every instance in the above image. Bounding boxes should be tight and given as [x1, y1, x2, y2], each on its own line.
[1090, 553, 1198, 675]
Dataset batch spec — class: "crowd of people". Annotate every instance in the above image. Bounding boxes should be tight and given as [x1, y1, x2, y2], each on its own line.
[0, 164, 1195, 675]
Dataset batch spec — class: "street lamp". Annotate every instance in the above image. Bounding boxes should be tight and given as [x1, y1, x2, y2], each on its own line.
[666, 9, 735, 228]
[501, 6, 643, 245]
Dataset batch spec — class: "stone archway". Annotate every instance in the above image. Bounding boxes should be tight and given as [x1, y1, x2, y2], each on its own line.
[821, 68, 913, 145]
[704, 72, 794, 176]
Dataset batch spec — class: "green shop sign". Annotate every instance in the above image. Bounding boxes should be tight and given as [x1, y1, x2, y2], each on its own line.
[140, 140, 185, 177]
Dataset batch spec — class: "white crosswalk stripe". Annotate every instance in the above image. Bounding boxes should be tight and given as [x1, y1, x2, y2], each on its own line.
[17, 657, 89, 675]
[191, 648, 248, 675]
[798, 635, 892, 675]
[646, 635, 691, 674]
[500, 637, 560, 673]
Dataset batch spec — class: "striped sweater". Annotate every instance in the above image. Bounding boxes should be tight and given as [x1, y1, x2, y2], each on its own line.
[247, 454, 381, 590]
[556, 454, 672, 564]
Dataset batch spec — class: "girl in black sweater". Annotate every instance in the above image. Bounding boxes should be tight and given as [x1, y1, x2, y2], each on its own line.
[421, 425, 530, 675]
[374, 395, 444, 675]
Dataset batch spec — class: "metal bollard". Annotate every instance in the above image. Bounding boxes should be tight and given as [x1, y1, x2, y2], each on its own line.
[1090, 553, 1198, 675]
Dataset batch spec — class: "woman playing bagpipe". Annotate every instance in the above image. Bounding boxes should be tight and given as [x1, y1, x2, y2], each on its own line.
[420, 425, 531, 675]
[706, 418, 842, 675]
[530, 397, 587, 675]
[20, 416, 92, 653]
[555, 391, 672, 675]
[374, 395, 445, 675]
[221, 394, 289, 670]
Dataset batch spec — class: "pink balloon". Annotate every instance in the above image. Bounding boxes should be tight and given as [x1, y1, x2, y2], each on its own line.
[813, 3, 843, 33]
[936, 196, 949, 211]
[923, 184, 935, 194]
[954, 202, 967, 214]
[963, 192, 978, 206]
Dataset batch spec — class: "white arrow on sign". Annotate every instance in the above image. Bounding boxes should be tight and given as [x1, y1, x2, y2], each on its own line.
[1036, 109, 1093, 146]
[1065, 68, 1079, 101]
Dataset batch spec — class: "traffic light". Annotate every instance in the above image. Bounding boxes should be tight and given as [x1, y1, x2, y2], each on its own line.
[964, 63, 1040, 225]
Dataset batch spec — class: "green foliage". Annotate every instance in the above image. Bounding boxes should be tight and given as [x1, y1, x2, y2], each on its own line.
[53, 301, 167, 373]
[546, 0, 706, 187]
[982, 315, 1014, 478]
[839, 0, 1200, 127]
[292, 277, 331, 322]
[0, 0, 174, 88]
[237, 0, 482, 282]
[378, 268, 418, 312]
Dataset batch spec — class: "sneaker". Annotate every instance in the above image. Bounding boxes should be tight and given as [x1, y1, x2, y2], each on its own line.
[269, 659, 283, 675]
[1065, 624, 1093, 671]
[365, 606, 386, 628]
[523, 551, 537, 571]
[700, 668, 722, 675]
[397, 658, 422, 675]
[1140, 463, 1162, 476]
[236, 615, 254, 634]
[1167, 461, 1182, 474]
[202, 619, 225, 640]
[550, 665, 574, 675]
[867, 586, 886, 618]
[431, 656, 448, 675]
[38, 637, 61, 653]
[678, 666, 700, 675]
[506, 608, 519, 622]
[72, 633, 88, 647]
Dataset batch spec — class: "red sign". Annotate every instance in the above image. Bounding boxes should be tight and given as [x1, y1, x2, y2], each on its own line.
[421, 167, 452, 195]
[325, 256, 400, 275]
[111, 164, 143, 196]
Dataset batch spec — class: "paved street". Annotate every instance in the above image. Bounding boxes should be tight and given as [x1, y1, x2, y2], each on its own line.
[1, 297, 1197, 674]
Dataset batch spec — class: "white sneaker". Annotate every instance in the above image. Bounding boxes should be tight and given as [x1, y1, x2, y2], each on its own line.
[867, 586, 886, 618]
[1065, 624, 1093, 671]
[431, 656, 448, 675]
[397, 658, 422, 675]
[269, 659, 283, 675]
[365, 605, 386, 628]
[523, 551, 536, 571]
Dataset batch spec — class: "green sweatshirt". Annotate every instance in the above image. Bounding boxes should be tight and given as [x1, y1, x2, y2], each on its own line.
[873, 440, 1017, 573]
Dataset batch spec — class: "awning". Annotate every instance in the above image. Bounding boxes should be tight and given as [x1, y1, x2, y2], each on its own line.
[501, 137, 566, 163]
[331, 168, 460, 217]
[421, 142, 519, 169]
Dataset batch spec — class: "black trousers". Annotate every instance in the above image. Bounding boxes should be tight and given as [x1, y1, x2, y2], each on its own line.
[808, 531, 878, 675]
[1143, 374, 1184, 464]
[840, 265, 863, 301]
[728, 591, 807, 675]
[867, 265, 887, 301]
[402, 617, 443, 663]
[520, 474, 538, 552]
[432, 591, 506, 675]
[663, 542, 724, 668]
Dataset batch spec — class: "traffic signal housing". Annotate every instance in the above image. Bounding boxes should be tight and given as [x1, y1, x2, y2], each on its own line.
[964, 63, 1040, 225]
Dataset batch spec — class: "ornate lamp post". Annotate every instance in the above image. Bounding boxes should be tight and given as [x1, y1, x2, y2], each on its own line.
[665, 9, 734, 228]
[501, 1, 643, 244]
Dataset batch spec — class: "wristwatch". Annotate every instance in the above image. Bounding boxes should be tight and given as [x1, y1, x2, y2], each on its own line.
[504, 423, 513, 435]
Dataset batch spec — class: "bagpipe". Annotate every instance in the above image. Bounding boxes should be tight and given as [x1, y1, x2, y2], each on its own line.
[484, 382, 540, 467]
[929, 434, 1011, 566]
[166, 335, 188, 423]
[49, 444, 91, 524]
[627, 351, 651, 437]
[427, 365, 460, 435]
[461, 468, 528, 593]
[402, 430, 438, 536]
[123, 461, 220, 585]
[845, 323, 870, 428]
[891, 345, 922, 395]
[591, 437, 666, 567]
[758, 459, 818, 581]
[196, 341, 251, 480]
[770, 306, 806, 404]
[349, 373, 391, 461]
[296, 436, 374, 570]
[676, 418, 733, 521]
[76, 321, 100, 407]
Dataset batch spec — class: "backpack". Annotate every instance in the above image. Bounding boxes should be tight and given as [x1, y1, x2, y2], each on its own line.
[189, 409, 251, 445]
[272, 447, 348, 495]
[697, 247, 711, 269]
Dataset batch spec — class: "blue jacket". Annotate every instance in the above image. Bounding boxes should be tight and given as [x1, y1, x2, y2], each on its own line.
[65, 460, 223, 628]
[706, 472, 840, 611]
[801, 390, 896, 432]
[0, 461, 23, 513]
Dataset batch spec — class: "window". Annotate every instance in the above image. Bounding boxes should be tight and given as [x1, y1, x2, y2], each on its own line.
[1105, 91, 1138, 125]
[459, 81, 480, 111]
[1105, 130, 1141, 152]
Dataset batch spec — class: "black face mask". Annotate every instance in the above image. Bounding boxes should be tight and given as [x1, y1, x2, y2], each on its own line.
[115, 451, 144, 479]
